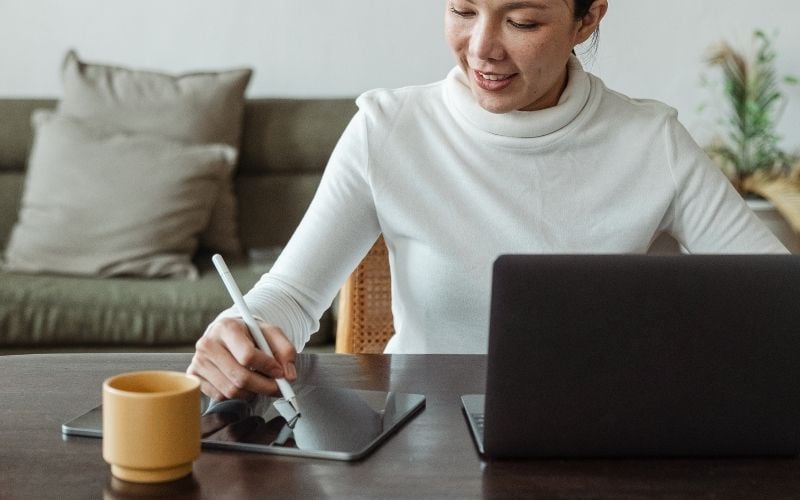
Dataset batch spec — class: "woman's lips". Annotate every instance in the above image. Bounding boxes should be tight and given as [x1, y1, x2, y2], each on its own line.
[473, 70, 517, 92]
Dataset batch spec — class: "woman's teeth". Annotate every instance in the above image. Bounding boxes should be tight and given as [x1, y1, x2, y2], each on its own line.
[479, 72, 512, 81]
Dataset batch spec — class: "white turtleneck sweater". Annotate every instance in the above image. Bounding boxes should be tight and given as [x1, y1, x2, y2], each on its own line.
[220, 58, 787, 354]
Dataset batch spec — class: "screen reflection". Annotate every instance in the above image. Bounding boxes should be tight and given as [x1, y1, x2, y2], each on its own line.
[200, 386, 424, 460]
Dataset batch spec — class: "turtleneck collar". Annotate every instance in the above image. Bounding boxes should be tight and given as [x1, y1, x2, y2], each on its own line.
[443, 55, 592, 139]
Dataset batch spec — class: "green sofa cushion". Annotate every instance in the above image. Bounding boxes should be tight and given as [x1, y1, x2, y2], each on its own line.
[0, 263, 265, 347]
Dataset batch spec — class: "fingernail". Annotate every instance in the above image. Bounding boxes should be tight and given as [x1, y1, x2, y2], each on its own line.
[286, 362, 297, 380]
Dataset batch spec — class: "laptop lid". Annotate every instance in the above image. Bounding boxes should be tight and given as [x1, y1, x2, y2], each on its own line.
[479, 254, 800, 458]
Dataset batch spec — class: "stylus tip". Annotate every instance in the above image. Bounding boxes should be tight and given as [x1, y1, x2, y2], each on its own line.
[289, 398, 301, 415]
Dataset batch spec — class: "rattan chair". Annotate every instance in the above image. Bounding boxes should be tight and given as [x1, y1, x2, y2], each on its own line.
[335, 235, 395, 353]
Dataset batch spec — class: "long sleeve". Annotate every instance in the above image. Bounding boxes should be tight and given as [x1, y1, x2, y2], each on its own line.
[663, 113, 788, 254]
[214, 110, 382, 351]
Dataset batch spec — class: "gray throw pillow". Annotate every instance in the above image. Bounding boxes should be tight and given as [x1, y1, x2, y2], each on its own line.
[58, 50, 252, 257]
[2, 111, 235, 279]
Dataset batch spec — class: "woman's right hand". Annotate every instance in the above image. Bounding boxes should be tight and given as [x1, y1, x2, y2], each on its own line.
[187, 317, 298, 401]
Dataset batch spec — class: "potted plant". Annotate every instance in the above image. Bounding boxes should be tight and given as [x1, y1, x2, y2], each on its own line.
[702, 30, 798, 195]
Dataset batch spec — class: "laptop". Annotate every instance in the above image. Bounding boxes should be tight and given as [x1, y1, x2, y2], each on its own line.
[462, 254, 800, 458]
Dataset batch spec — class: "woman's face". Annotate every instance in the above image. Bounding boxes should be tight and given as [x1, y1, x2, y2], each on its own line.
[445, 0, 605, 113]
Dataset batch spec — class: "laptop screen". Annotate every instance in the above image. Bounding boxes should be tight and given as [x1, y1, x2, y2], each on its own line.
[478, 254, 800, 458]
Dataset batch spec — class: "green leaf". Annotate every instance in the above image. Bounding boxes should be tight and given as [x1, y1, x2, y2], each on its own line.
[700, 28, 794, 178]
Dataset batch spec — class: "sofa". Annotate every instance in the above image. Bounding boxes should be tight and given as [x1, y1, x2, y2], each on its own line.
[0, 97, 358, 353]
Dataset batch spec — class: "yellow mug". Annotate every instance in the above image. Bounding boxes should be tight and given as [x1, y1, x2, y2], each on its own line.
[102, 371, 201, 483]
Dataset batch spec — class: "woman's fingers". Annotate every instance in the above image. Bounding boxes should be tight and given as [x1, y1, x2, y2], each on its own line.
[190, 339, 256, 400]
[187, 368, 225, 402]
[260, 323, 298, 381]
[188, 317, 295, 399]
[220, 323, 285, 378]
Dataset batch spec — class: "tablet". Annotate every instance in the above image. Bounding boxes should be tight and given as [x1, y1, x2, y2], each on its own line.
[62, 385, 425, 461]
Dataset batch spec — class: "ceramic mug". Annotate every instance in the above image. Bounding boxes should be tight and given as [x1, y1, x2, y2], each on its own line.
[102, 371, 201, 483]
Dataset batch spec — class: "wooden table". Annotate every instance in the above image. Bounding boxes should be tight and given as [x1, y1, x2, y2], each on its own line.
[2, 353, 800, 499]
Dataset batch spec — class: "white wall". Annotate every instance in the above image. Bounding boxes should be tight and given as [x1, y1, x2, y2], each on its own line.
[1, 0, 798, 150]
[593, 0, 800, 151]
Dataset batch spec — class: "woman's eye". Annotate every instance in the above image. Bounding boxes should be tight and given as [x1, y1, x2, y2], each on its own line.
[449, 6, 473, 18]
[508, 20, 539, 30]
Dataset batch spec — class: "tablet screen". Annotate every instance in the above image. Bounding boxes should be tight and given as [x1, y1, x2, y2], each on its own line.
[62, 385, 425, 461]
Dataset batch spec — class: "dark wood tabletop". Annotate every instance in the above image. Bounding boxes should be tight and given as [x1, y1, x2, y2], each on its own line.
[2, 353, 800, 499]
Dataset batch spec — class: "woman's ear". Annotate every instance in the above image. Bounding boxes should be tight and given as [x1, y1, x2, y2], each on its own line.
[575, 0, 608, 45]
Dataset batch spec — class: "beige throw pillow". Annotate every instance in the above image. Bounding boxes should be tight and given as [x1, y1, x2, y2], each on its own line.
[2, 112, 236, 279]
[58, 50, 252, 256]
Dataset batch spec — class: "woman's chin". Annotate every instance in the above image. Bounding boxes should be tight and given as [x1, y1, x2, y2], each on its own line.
[474, 96, 517, 114]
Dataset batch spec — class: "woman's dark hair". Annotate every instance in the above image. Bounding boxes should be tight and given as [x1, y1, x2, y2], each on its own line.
[572, 0, 600, 56]
[573, 0, 595, 18]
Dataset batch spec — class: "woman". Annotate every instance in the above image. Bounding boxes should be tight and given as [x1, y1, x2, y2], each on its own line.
[189, 0, 788, 400]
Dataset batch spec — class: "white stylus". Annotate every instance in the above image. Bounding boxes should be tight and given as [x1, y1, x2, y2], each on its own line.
[211, 254, 299, 414]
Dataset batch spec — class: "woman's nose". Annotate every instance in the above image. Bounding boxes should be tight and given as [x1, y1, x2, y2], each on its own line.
[469, 20, 505, 62]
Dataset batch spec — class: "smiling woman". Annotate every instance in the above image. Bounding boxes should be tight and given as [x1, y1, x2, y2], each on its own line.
[445, 0, 607, 112]
[188, 0, 788, 401]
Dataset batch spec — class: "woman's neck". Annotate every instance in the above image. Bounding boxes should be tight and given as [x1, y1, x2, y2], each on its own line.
[519, 66, 570, 112]
[444, 55, 592, 139]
